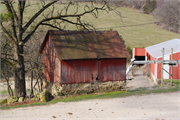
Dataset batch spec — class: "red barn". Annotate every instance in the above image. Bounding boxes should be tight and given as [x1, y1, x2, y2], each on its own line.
[132, 39, 180, 84]
[132, 48, 145, 61]
[40, 30, 130, 85]
[145, 39, 180, 81]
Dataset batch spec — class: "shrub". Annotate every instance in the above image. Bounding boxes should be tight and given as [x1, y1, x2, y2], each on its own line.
[142, 0, 156, 14]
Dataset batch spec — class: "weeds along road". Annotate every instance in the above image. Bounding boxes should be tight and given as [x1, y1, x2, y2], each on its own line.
[1, 91, 180, 120]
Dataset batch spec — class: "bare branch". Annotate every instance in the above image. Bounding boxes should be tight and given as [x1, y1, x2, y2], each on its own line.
[9, 1, 19, 23]
[0, 22, 16, 43]
[41, 23, 62, 30]
[1, 58, 16, 69]
[23, 1, 58, 34]
[3, 1, 18, 41]
[23, 1, 109, 43]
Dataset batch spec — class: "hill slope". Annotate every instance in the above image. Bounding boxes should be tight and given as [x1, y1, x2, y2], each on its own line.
[82, 7, 179, 48]
[1, 2, 179, 49]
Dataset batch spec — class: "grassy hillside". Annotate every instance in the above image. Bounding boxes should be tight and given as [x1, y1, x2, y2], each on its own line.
[1, 2, 179, 49]
[82, 7, 179, 48]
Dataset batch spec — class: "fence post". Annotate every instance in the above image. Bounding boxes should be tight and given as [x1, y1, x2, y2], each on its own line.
[161, 48, 164, 87]
[171, 48, 173, 86]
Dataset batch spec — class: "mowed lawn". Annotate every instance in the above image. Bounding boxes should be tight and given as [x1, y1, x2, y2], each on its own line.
[0, 2, 179, 48]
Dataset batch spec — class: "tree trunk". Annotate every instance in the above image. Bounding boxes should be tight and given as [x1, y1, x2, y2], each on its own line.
[14, 45, 26, 97]
[14, 1, 26, 97]
[30, 70, 33, 95]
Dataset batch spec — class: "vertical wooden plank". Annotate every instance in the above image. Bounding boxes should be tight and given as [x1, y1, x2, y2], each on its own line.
[68, 65, 71, 84]
[80, 65, 82, 83]
[161, 48, 164, 87]
[112, 64, 115, 81]
[71, 62, 74, 84]
[103, 67, 107, 81]
[74, 64, 77, 83]
[171, 48, 173, 86]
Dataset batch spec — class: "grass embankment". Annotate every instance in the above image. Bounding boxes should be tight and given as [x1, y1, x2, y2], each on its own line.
[164, 79, 180, 85]
[1, 80, 179, 110]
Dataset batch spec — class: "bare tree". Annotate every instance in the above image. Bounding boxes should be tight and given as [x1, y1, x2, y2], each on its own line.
[0, 0, 119, 97]
[153, 0, 179, 33]
[1, 34, 14, 96]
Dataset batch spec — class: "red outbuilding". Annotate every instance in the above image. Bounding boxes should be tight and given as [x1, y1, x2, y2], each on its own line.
[132, 39, 180, 84]
[40, 30, 130, 85]
[132, 48, 145, 61]
[145, 39, 180, 81]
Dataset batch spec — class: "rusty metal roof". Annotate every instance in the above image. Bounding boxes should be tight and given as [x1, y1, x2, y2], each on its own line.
[40, 30, 130, 60]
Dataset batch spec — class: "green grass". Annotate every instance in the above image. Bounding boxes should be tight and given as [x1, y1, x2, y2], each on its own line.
[1, 85, 179, 110]
[0, 90, 12, 95]
[164, 79, 180, 85]
[0, 2, 179, 49]
[0, 89, 30, 95]
[84, 7, 179, 48]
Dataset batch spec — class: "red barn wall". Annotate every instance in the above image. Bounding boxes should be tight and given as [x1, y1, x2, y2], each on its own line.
[157, 57, 162, 79]
[153, 52, 180, 80]
[42, 35, 61, 84]
[98, 59, 126, 82]
[149, 53, 156, 77]
[42, 37, 127, 85]
[170, 52, 180, 79]
[61, 59, 126, 84]
[134, 48, 145, 56]
[132, 48, 145, 59]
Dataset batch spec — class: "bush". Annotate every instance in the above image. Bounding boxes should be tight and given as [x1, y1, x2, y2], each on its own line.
[1, 11, 12, 22]
[126, 46, 132, 58]
[142, 0, 156, 14]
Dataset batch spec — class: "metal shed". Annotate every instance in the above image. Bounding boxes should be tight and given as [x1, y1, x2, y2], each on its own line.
[40, 30, 130, 85]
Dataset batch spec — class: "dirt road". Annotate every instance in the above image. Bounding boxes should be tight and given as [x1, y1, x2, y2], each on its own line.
[127, 67, 154, 90]
[1, 91, 179, 120]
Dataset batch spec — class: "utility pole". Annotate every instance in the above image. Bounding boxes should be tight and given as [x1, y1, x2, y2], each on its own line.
[161, 48, 164, 87]
[171, 48, 173, 86]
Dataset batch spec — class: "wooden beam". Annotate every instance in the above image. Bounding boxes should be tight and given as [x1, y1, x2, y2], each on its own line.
[171, 48, 173, 86]
[161, 48, 164, 87]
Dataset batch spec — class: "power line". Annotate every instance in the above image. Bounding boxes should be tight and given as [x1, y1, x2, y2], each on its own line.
[96, 22, 153, 30]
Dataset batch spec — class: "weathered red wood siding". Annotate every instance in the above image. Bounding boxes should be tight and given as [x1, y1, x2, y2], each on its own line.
[42, 35, 61, 84]
[98, 59, 126, 82]
[40, 31, 130, 85]
[61, 58, 126, 84]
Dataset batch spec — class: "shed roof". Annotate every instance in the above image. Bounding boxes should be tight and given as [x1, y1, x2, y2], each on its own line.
[40, 30, 130, 60]
[145, 38, 180, 58]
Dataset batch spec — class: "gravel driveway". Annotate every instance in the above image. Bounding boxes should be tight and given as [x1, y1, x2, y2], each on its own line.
[1, 91, 180, 120]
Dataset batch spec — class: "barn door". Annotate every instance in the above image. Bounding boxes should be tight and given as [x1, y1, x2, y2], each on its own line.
[91, 60, 99, 82]
[98, 59, 126, 82]
[61, 59, 126, 84]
